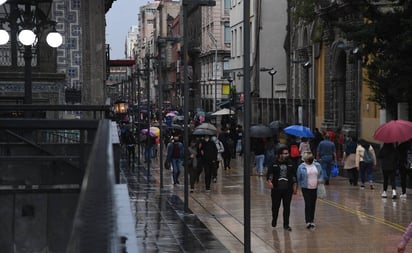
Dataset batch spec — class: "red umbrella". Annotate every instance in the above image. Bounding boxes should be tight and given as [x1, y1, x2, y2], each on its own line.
[373, 120, 412, 143]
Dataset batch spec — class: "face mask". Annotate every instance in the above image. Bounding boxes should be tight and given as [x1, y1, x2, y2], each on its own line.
[306, 158, 314, 164]
[204, 138, 210, 142]
[283, 154, 289, 160]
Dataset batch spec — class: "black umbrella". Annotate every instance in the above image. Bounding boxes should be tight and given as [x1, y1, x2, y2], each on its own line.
[195, 123, 218, 134]
[269, 120, 286, 131]
[168, 123, 184, 131]
[192, 128, 215, 136]
[250, 124, 272, 138]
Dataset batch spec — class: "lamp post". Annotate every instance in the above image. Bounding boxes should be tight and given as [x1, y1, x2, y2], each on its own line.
[0, 0, 63, 109]
[260, 67, 277, 122]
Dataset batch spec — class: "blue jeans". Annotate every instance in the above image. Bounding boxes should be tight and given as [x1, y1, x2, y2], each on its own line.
[320, 155, 333, 181]
[171, 159, 181, 184]
[359, 162, 373, 185]
[255, 154, 265, 174]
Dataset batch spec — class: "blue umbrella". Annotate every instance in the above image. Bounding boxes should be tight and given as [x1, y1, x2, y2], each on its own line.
[284, 125, 314, 138]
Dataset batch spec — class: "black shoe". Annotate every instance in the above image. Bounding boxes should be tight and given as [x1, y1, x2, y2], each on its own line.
[284, 226, 292, 231]
[271, 220, 276, 228]
[325, 180, 329, 185]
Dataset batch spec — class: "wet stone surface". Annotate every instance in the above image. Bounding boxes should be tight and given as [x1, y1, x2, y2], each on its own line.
[122, 163, 229, 253]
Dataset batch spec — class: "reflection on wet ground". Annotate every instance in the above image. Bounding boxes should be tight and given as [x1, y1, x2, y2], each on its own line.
[122, 160, 229, 253]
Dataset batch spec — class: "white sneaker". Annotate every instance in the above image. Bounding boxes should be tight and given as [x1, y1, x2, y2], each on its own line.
[392, 189, 397, 199]
[381, 191, 387, 198]
[400, 194, 407, 199]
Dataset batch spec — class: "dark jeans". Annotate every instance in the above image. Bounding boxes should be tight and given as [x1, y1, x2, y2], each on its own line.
[382, 170, 396, 191]
[400, 167, 408, 194]
[171, 159, 181, 184]
[320, 155, 333, 181]
[271, 188, 293, 227]
[301, 188, 317, 224]
[359, 162, 373, 185]
[346, 167, 358, 185]
[203, 162, 214, 190]
[223, 155, 231, 169]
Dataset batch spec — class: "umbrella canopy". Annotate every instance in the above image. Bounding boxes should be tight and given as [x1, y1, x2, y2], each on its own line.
[192, 128, 215, 136]
[140, 128, 156, 137]
[250, 124, 272, 138]
[168, 124, 184, 131]
[195, 122, 217, 134]
[166, 112, 177, 117]
[269, 120, 286, 131]
[211, 108, 235, 116]
[373, 120, 412, 143]
[284, 125, 314, 138]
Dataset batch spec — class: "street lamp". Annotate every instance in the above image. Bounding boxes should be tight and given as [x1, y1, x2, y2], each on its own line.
[0, 0, 63, 106]
[260, 67, 277, 122]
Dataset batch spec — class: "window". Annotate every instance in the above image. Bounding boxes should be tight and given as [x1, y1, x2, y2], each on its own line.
[224, 22, 231, 44]
[224, 0, 231, 9]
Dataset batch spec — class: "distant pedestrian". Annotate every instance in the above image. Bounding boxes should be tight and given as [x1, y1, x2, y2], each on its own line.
[188, 139, 199, 192]
[312, 128, 323, 153]
[124, 129, 136, 167]
[199, 135, 218, 192]
[397, 222, 412, 253]
[219, 128, 233, 170]
[356, 139, 376, 189]
[378, 142, 398, 199]
[166, 136, 184, 185]
[299, 138, 311, 159]
[316, 134, 336, 185]
[266, 146, 297, 231]
[398, 138, 412, 199]
[297, 151, 325, 230]
[212, 136, 224, 182]
[343, 135, 358, 186]
[252, 138, 266, 176]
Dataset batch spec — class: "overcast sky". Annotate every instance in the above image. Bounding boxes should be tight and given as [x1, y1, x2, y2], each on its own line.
[106, 0, 149, 59]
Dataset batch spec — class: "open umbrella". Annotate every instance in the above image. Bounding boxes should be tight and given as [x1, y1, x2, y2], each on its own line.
[250, 124, 272, 138]
[192, 128, 215, 136]
[269, 120, 287, 133]
[284, 125, 314, 138]
[211, 108, 235, 116]
[373, 120, 412, 143]
[195, 122, 217, 134]
[168, 123, 184, 131]
[140, 128, 156, 137]
[166, 112, 177, 117]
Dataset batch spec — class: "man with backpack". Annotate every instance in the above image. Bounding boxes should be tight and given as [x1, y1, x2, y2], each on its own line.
[355, 139, 377, 189]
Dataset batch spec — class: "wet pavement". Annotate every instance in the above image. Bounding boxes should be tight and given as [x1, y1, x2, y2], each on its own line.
[121, 154, 412, 253]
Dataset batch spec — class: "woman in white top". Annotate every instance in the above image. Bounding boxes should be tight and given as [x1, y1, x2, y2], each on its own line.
[297, 151, 324, 230]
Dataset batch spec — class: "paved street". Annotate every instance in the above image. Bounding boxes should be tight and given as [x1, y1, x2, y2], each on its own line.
[122, 154, 412, 253]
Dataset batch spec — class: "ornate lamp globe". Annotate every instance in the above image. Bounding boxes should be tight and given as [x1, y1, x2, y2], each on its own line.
[46, 32, 63, 48]
[18, 29, 36, 46]
[0, 29, 9, 45]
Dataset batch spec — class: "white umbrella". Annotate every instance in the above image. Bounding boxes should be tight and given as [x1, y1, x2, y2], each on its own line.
[211, 108, 235, 116]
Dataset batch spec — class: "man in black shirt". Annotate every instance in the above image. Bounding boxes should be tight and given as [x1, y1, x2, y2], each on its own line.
[200, 136, 218, 192]
[266, 146, 297, 231]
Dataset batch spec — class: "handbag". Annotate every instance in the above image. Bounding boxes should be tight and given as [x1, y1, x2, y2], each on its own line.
[331, 163, 339, 177]
[317, 183, 326, 199]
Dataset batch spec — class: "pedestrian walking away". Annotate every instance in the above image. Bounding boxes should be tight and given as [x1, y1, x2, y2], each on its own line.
[266, 146, 297, 231]
[378, 142, 398, 199]
[166, 136, 184, 185]
[316, 134, 336, 185]
[356, 139, 376, 190]
[297, 151, 325, 230]
[188, 139, 199, 192]
[252, 138, 266, 176]
[343, 135, 358, 186]
[397, 138, 412, 198]
[212, 136, 224, 182]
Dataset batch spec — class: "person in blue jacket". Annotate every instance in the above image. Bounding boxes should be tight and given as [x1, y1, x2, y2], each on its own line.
[297, 151, 325, 230]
